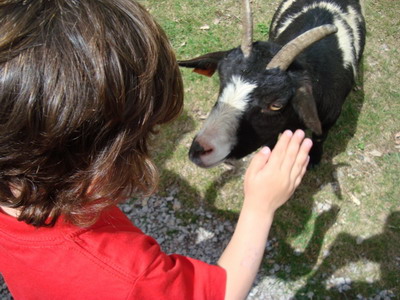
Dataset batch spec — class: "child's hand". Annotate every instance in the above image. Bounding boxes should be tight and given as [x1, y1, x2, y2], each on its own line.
[219, 130, 312, 300]
[243, 130, 312, 216]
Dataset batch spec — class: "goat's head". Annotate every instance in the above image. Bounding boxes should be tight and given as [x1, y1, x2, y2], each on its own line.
[179, 0, 337, 168]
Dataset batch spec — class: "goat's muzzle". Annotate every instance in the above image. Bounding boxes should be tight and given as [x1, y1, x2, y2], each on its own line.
[188, 140, 214, 168]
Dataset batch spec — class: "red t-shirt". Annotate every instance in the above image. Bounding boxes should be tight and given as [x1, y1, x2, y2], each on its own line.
[0, 205, 226, 299]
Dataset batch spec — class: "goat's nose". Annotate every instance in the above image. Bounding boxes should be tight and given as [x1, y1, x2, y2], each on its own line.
[189, 140, 214, 165]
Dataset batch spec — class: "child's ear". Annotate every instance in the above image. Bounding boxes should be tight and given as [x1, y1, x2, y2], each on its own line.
[178, 50, 227, 77]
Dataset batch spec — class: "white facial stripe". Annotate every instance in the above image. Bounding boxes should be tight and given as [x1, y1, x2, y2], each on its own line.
[218, 76, 257, 111]
[195, 77, 257, 166]
[274, 1, 363, 76]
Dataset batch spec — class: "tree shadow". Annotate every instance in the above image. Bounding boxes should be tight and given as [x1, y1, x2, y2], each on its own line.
[293, 211, 400, 298]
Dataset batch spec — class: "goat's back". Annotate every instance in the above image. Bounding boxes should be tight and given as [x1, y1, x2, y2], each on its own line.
[269, 0, 366, 78]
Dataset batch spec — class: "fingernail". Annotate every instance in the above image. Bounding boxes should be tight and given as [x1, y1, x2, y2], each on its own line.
[295, 130, 305, 138]
[284, 130, 293, 137]
[304, 138, 313, 148]
[261, 147, 271, 155]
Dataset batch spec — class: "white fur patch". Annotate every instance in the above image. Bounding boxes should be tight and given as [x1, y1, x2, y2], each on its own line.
[333, 17, 357, 75]
[346, 5, 364, 58]
[271, 0, 298, 33]
[194, 76, 257, 167]
[218, 76, 258, 111]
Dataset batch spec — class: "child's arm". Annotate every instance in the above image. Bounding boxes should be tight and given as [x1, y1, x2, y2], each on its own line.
[217, 130, 312, 300]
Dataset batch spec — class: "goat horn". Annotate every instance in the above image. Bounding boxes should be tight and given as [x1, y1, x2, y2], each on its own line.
[241, 0, 253, 58]
[266, 24, 338, 70]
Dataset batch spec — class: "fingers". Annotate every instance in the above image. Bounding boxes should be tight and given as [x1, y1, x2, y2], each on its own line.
[247, 129, 312, 183]
[281, 130, 306, 172]
[294, 155, 310, 188]
[266, 130, 293, 169]
[290, 138, 313, 185]
[246, 146, 271, 177]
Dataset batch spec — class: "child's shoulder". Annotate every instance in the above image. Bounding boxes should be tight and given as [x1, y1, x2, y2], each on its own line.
[72, 206, 163, 275]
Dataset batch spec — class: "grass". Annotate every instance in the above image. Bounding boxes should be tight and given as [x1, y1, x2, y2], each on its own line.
[141, 0, 399, 297]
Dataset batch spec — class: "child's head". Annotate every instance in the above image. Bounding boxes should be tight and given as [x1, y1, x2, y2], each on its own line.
[0, 0, 183, 227]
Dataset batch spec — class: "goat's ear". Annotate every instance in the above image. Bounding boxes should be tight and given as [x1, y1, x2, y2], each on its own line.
[178, 51, 227, 77]
[292, 83, 322, 135]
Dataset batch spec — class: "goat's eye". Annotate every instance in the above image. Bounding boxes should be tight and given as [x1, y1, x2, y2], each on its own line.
[269, 103, 283, 111]
[260, 102, 284, 113]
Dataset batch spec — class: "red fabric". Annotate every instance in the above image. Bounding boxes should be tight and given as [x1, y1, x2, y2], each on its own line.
[0, 206, 226, 299]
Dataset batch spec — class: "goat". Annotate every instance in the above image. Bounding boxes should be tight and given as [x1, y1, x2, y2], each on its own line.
[178, 0, 366, 168]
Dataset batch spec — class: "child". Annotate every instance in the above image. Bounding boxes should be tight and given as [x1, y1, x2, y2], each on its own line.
[0, 0, 312, 299]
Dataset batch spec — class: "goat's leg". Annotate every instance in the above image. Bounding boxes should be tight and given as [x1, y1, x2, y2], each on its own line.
[309, 130, 329, 167]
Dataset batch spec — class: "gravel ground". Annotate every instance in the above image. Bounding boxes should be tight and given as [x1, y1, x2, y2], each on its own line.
[0, 188, 397, 299]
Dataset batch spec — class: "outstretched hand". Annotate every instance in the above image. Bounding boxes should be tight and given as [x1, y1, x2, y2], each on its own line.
[243, 130, 313, 215]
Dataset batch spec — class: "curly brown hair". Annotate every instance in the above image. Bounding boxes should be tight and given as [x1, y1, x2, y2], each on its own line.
[0, 0, 183, 227]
